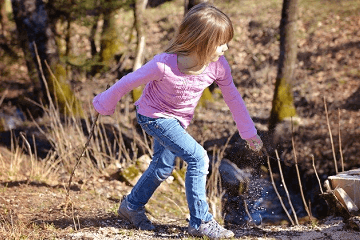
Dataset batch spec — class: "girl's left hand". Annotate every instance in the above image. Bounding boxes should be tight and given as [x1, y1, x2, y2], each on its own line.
[245, 134, 263, 152]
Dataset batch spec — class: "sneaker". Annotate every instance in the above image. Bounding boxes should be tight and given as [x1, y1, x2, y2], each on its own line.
[117, 195, 155, 231]
[188, 218, 234, 239]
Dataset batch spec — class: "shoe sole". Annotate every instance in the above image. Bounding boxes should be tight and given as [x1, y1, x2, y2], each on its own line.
[117, 208, 131, 222]
[118, 207, 155, 231]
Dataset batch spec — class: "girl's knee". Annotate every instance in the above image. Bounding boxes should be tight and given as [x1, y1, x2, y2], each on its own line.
[187, 149, 209, 175]
[154, 167, 174, 181]
[201, 150, 210, 175]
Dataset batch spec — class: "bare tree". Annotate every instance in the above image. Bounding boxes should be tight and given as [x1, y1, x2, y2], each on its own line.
[184, 0, 214, 107]
[11, 0, 82, 116]
[132, 0, 147, 101]
[0, 0, 8, 36]
[268, 0, 298, 131]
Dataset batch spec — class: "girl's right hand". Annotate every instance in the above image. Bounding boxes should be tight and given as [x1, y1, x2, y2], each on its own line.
[245, 134, 263, 152]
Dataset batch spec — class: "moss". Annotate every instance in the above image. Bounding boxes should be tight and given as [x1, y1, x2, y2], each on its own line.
[119, 164, 140, 186]
[49, 63, 84, 117]
[0, 118, 5, 131]
[99, 11, 124, 71]
[176, 166, 186, 180]
[132, 86, 143, 102]
[198, 87, 214, 108]
[272, 80, 296, 122]
[100, 34, 122, 66]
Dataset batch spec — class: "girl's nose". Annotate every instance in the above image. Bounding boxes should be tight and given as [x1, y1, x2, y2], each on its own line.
[222, 44, 228, 52]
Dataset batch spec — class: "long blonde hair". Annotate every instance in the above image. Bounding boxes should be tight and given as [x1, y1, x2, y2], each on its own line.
[164, 3, 234, 66]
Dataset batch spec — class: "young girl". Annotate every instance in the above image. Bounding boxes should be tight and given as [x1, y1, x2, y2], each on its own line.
[93, 2, 263, 239]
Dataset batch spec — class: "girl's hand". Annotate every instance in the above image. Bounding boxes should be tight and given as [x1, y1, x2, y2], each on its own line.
[245, 134, 263, 152]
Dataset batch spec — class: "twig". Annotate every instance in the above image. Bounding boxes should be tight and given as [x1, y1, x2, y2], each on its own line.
[19, 132, 34, 181]
[32, 43, 53, 109]
[0, 88, 8, 107]
[275, 150, 298, 225]
[163, 195, 187, 219]
[338, 108, 344, 172]
[290, 117, 311, 221]
[243, 199, 254, 224]
[311, 154, 323, 194]
[267, 155, 295, 225]
[65, 112, 99, 196]
[219, 129, 237, 158]
[324, 97, 338, 174]
[65, 85, 109, 209]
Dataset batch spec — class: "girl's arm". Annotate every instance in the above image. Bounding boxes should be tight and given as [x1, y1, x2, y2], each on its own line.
[93, 55, 165, 115]
[215, 56, 257, 140]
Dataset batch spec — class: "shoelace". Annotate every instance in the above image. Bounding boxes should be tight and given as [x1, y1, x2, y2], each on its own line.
[202, 220, 224, 238]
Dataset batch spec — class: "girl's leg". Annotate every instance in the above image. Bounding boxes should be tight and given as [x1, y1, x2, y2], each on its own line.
[127, 138, 176, 210]
[135, 113, 213, 229]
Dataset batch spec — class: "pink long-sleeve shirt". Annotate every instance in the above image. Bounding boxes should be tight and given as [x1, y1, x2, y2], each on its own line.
[92, 53, 257, 139]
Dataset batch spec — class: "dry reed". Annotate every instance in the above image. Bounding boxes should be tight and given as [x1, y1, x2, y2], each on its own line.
[338, 108, 344, 172]
[266, 155, 295, 225]
[291, 117, 311, 221]
[311, 154, 323, 194]
[324, 97, 338, 174]
[275, 150, 299, 225]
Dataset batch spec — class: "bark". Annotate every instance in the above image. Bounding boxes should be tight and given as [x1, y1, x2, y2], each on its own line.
[132, 0, 147, 102]
[184, 0, 214, 106]
[97, 4, 121, 72]
[0, 0, 8, 36]
[90, 14, 100, 57]
[11, 0, 83, 116]
[268, 0, 298, 131]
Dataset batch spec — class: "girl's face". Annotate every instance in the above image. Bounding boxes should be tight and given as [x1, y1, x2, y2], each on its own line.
[209, 43, 229, 62]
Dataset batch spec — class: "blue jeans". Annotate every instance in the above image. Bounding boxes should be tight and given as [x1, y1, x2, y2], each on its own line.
[126, 112, 213, 229]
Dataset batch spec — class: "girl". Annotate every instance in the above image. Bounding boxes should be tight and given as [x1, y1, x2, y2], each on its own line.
[93, 3, 263, 239]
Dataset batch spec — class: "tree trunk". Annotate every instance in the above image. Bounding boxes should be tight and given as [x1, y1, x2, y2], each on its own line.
[98, 0, 122, 72]
[184, 0, 214, 107]
[0, 0, 8, 36]
[268, 0, 298, 131]
[11, 0, 83, 116]
[90, 15, 100, 57]
[132, 0, 147, 102]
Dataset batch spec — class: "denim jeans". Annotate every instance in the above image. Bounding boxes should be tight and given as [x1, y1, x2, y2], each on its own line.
[126, 112, 213, 229]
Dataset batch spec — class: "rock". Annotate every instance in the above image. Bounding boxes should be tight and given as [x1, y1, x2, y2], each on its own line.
[334, 187, 359, 213]
[345, 216, 360, 231]
[219, 158, 251, 196]
[104, 162, 122, 180]
[136, 154, 152, 172]
[328, 168, 360, 209]
[119, 164, 141, 187]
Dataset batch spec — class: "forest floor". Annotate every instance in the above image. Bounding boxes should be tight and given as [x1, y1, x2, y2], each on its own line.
[1, 0, 360, 239]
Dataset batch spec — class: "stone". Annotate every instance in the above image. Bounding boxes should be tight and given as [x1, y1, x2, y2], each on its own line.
[329, 169, 360, 209]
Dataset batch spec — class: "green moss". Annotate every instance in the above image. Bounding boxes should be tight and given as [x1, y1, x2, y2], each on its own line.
[273, 81, 296, 122]
[49, 63, 84, 117]
[198, 87, 214, 108]
[119, 164, 140, 186]
[132, 86, 143, 102]
[99, 11, 124, 71]
[100, 33, 122, 65]
[0, 118, 5, 131]
[176, 167, 186, 180]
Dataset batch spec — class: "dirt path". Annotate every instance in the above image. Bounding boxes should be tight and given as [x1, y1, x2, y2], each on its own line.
[1, 176, 359, 240]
